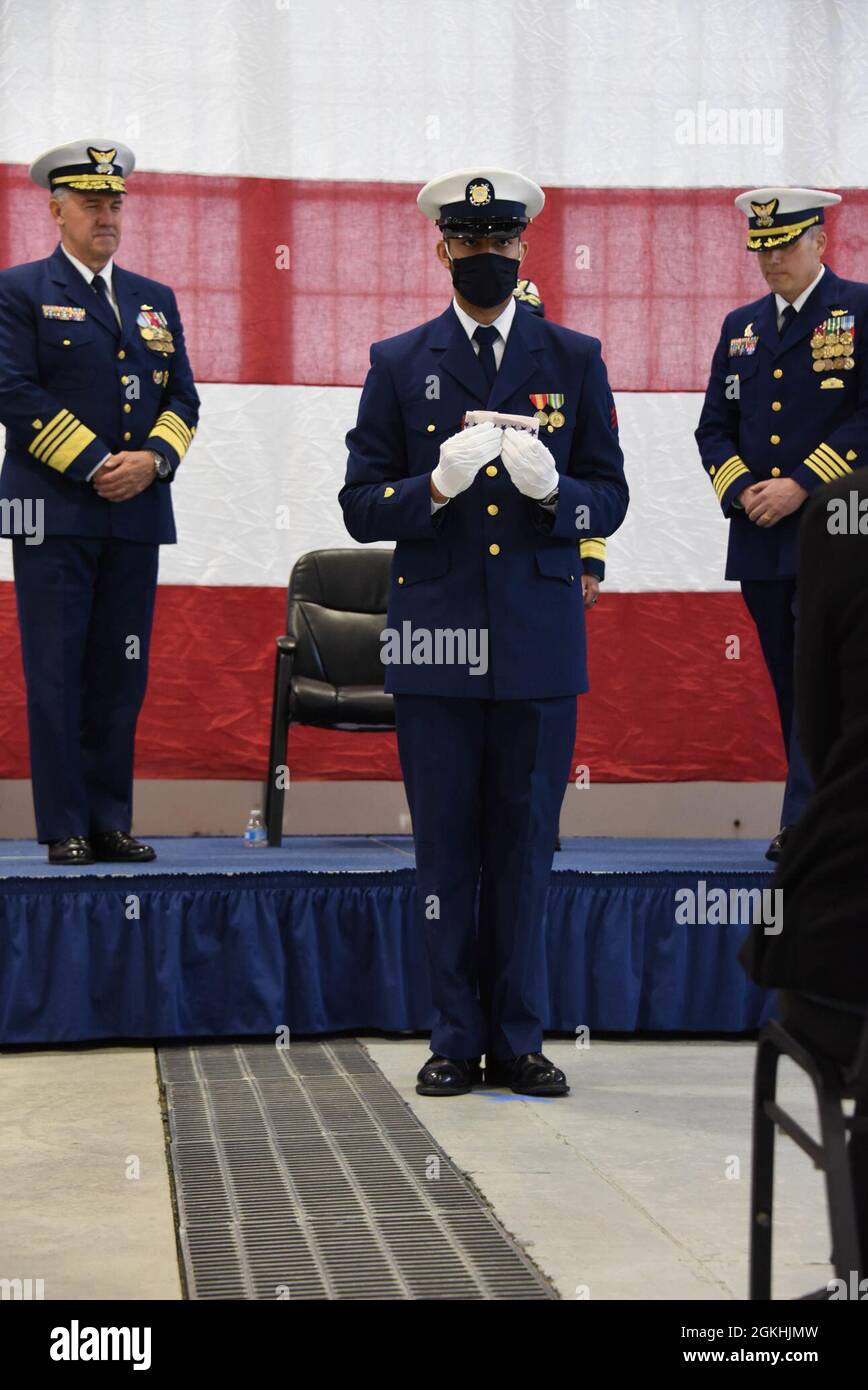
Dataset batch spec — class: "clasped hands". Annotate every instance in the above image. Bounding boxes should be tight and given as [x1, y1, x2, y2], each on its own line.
[736, 477, 807, 527]
[430, 423, 559, 502]
[92, 450, 157, 502]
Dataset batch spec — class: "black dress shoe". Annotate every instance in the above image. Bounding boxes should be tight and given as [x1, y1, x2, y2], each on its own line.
[48, 836, 93, 865]
[90, 831, 156, 862]
[485, 1052, 569, 1096]
[765, 827, 790, 862]
[555, 835, 562, 851]
[415, 1054, 482, 1096]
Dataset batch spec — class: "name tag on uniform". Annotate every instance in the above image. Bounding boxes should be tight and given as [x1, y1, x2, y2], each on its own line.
[728, 336, 758, 356]
[42, 304, 87, 321]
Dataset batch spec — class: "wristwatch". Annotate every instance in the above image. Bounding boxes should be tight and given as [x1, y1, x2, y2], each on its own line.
[152, 451, 172, 482]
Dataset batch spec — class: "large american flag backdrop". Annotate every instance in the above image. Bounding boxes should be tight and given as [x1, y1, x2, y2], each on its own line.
[0, 0, 864, 786]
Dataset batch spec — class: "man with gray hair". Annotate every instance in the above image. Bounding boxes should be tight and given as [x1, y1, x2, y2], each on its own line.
[0, 139, 199, 862]
[696, 187, 868, 861]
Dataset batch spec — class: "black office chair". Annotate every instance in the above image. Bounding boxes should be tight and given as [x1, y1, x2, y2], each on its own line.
[749, 1008, 868, 1299]
[264, 548, 396, 847]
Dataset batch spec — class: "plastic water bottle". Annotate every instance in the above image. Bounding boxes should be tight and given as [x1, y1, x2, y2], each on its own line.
[244, 808, 267, 847]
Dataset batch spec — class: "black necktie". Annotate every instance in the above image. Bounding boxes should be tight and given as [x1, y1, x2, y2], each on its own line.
[778, 303, 797, 342]
[473, 324, 499, 390]
[91, 272, 120, 333]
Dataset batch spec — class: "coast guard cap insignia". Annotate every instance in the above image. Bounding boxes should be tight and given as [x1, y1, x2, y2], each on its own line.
[466, 178, 494, 206]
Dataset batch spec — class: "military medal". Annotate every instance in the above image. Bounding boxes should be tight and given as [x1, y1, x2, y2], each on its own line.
[729, 335, 759, 356]
[529, 393, 549, 425]
[548, 393, 565, 428]
[137, 306, 175, 354]
[811, 313, 856, 372]
[42, 304, 87, 321]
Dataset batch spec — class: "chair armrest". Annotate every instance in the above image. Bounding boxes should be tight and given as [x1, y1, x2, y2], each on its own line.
[276, 636, 298, 655]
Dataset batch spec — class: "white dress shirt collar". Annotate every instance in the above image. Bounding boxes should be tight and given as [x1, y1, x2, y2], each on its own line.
[451, 293, 516, 344]
[61, 242, 115, 291]
[775, 263, 825, 322]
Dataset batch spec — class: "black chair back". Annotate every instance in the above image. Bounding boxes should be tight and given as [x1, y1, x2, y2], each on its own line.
[286, 548, 393, 691]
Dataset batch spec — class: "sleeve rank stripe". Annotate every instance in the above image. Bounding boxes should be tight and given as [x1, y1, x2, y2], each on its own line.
[42, 423, 97, 472]
[713, 457, 748, 494]
[151, 416, 192, 457]
[805, 451, 838, 482]
[33, 416, 80, 462]
[579, 539, 607, 560]
[161, 410, 193, 446]
[150, 421, 190, 457]
[816, 442, 852, 475]
[714, 458, 749, 497]
[29, 409, 73, 457]
[156, 410, 193, 447]
[715, 457, 748, 487]
[714, 456, 747, 486]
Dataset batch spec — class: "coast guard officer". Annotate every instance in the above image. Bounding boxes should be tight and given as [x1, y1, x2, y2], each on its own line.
[696, 188, 868, 860]
[340, 168, 628, 1096]
[0, 140, 199, 863]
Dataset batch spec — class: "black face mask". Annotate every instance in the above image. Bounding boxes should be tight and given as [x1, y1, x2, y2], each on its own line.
[449, 251, 521, 309]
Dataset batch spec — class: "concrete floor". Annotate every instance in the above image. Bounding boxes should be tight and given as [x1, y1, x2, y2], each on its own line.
[0, 1047, 182, 1300]
[0, 1038, 834, 1301]
[367, 1037, 833, 1301]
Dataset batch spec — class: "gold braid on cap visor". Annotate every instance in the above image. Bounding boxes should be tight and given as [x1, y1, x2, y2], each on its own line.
[50, 173, 126, 192]
[747, 213, 821, 250]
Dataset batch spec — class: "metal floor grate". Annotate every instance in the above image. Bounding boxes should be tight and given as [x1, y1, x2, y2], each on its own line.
[158, 1040, 556, 1300]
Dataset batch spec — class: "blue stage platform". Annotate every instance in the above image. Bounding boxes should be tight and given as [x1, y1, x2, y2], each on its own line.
[0, 836, 776, 1045]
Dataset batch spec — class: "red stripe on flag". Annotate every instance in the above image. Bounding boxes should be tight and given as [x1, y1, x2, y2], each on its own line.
[0, 581, 785, 783]
[2, 164, 865, 392]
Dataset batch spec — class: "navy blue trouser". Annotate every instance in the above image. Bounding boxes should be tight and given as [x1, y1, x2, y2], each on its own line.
[394, 692, 578, 1060]
[741, 578, 813, 829]
[12, 536, 159, 842]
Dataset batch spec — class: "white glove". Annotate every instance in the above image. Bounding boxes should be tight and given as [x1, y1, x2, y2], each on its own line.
[501, 426, 560, 500]
[430, 421, 503, 499]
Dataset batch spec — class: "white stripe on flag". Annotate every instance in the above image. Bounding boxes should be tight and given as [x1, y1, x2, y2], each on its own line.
[0, 385, 736, 593]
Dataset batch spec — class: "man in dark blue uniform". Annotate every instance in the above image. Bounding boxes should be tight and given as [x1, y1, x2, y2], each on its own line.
[340, 168, 628, 1096]
[0, 139, 200, 863]
[696, 186, 868, 860]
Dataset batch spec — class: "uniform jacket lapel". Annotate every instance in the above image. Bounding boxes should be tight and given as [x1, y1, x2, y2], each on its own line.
[48, 243, 119, 339]
[113, 266, 145, 348]
[771, 266, 844, 359]
[487, 304, 545, 411]
[426, 301, 547, 410]
[751, 295, 778, 353]
[428, 304, 490, 405]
